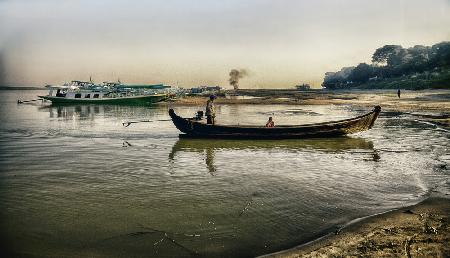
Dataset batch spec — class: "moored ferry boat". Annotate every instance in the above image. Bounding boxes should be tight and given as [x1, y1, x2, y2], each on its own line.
[39, 80, 171, 105]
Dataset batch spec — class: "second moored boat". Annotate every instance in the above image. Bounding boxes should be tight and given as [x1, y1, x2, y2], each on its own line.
[39, 80, 173, 105]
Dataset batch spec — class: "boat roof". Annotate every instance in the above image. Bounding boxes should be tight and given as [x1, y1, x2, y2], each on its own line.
[45, 85, 79, 89]
[115, 84, 171, 89]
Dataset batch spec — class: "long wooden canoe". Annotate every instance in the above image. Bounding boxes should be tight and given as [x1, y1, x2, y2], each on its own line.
[168, 106, 381, 139]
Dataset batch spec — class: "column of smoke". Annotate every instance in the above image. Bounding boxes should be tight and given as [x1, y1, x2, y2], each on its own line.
[229, 69, 247, 90]
[0, 52, 6, 86]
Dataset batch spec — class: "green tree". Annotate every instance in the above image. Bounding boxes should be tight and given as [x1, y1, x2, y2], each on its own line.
[322, 67, 354, 89]
[322, 41, 450, 89]
[404, 45, 430, 72]
[430, 41, 450, 66]
[372, 45, 406, 67]
[348, 63, 374, 83]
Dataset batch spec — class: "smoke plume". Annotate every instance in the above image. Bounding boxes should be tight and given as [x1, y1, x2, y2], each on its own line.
[0, 52, 6, 86]
[229, 69, 247, 90]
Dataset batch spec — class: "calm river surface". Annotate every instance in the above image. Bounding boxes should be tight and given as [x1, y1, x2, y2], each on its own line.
[0, 90, 449, 257]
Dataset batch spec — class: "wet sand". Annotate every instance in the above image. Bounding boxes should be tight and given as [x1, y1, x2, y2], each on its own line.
[262, 197, 450, 258]
[165, 89, 450, 127]
[167, 89, 450, 111]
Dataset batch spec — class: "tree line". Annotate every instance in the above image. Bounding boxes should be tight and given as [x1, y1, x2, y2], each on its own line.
[322, 41, 450, 89]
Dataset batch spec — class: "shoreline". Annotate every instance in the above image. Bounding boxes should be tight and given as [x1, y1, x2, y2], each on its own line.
[163, 89, 450, 113]
[260, 196, 450, 257]
[163, 89, 450, 127]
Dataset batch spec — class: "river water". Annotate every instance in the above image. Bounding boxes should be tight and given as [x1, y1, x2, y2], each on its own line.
[0, 90, 449, 257]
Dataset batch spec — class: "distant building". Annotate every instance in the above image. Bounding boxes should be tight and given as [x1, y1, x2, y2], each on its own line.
[295, 83, 311, 91]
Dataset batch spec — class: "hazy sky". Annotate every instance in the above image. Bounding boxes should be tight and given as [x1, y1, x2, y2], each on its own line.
[0, 0, 449, 88]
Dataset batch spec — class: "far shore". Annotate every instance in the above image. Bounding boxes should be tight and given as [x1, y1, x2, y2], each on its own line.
[166, 89, 450, 112]
[261, 196, 450, 258]
[4, 86, 450, 114]
[5, 87, 450, 126]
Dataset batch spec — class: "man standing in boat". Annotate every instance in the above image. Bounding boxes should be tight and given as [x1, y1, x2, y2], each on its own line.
[206, 95, 216, 125]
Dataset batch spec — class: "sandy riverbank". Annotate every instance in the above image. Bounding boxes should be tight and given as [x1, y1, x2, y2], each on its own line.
[165, 90, 450, 112]
[167, 90, 450, 111]
[163, 89, 450, 127]
[261, 197, 450, 258]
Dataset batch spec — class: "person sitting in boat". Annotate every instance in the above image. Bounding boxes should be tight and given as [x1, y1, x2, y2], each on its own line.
[206, 95, 216, 125]
[266, 117, 275, 127]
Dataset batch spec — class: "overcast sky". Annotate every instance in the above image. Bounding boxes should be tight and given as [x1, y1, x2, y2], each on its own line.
[0, 0, 449, 88]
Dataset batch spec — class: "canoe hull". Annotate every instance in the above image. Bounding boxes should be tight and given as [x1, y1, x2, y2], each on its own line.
[39, 94, 167, 105]
[169, 106, 381, 139]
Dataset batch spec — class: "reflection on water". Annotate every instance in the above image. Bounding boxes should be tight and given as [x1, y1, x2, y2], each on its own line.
[39, 104, 158, 119]
[41, 104, 104, 119]
[170, 138, 375, 174]
[170, 137, 374, 153]
[0, 90, 449, 257]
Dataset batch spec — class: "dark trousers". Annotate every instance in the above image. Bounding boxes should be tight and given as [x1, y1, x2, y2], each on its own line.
[207, 115, 215, 125]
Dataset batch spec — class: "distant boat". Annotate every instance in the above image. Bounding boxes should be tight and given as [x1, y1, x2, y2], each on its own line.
[39, 80, 169, 105]
[169, 106, 381, 139]
[295, 83, 311, 91]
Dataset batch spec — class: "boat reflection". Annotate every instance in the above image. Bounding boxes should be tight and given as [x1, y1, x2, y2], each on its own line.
[45, 104, 104, 119]
[38, 104, 160, 120]
[169, 137, 376, 174]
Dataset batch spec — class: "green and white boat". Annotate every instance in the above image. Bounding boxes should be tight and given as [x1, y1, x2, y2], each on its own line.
[39, 81, 171, 105]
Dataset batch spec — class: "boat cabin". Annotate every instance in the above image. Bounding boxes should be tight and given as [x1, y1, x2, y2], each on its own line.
[65, 92, 106, 99]
[45, 85, 107, 99]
